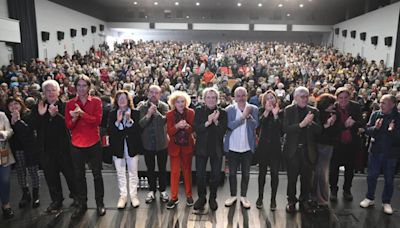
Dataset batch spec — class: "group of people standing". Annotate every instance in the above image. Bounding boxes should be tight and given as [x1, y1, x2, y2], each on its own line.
[0, 75, 399, 220]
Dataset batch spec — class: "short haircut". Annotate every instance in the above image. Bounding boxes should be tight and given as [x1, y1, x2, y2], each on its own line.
[316, 93, 336, 111]
[335, 87, 350, 97]
[202, 87, 220, 103]
[293, 86, 309, 97]
[149, 84, 161, 92]
[42, 79, 60, 92]
[74, 74, 91, 88]
[113, 90, 134, 110]
[168, 91, 191, 110]
[381, 94, 396, 104]
[234, 86, 247, 96]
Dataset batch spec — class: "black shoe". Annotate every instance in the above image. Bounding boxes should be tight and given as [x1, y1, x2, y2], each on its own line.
[96, 205, 106, 216]
[32, 188, 40, 208]
[2, 207, 14, 219]
[286, 202, 296, 213]
[330, 190, 338, 202]
[166, 199, 179, 209]
[300, 201, 316, 214]
[256, 197, 263, 209]
[71, 205, 87, 219]
[193, 197, 206, 210]
[209, 198, 218, 211]
[186, 197, 194, 207]
[46, 201, 63, 213]
[343, 191, 353, 201]
[270, 198, 277, 211]
[19, 187, 31, 208]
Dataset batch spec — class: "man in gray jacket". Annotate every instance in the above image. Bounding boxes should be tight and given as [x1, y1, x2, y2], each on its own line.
[139, 85, 169, 204]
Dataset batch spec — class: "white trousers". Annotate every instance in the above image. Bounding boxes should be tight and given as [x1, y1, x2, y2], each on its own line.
[113, 144, 139, 198]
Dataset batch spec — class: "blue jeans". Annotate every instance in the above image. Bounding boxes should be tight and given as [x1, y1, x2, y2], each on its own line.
[366, 153, 398, 204]
[0, 165, 11, 205]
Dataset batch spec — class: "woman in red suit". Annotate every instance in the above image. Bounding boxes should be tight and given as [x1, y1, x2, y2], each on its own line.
[166, 91, 195, 209]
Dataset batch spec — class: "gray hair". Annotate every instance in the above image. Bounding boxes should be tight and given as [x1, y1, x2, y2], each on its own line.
[234, 86, 248, 96]
[42, 79, 60, 92]
[293, 86, 309, 97]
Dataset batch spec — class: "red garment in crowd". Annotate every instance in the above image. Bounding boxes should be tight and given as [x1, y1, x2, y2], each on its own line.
[65, 96, 103, 148]
[203, 71, 215, 84]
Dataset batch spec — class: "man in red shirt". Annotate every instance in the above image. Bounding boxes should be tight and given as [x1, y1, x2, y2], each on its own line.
[65, 75, 105, 219]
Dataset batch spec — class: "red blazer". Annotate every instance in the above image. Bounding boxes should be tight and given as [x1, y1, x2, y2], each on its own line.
[166, 108, 195, 156]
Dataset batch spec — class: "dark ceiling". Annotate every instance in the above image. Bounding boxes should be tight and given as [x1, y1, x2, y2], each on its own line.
[49, 0, 399, 24]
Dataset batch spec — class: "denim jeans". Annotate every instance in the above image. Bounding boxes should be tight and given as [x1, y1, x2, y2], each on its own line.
[227, 151, 252, 197]
[366, 153, 397, 204]
[0, 165, 11, 205]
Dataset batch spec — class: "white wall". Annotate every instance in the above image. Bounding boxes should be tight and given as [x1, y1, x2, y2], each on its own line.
[0, 0, 13, 66]
[35, 0, 106, 60]
[333, 2, 400, 68]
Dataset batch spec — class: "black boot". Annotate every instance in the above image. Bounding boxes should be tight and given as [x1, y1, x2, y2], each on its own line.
[19, 187, 31, 208]
[32, 188, 40, 208]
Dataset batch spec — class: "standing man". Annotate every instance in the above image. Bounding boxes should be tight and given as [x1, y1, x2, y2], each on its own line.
[193, 88, 227, 211]
[329, 87, 363, 202]
[224, 87, 258, 209]
[65, 75, 105, 219]
[360, 95, 400, 215]
[139, 85, 170, 204]
[283, 86, 321, 213]
[35, 80, 77, 213]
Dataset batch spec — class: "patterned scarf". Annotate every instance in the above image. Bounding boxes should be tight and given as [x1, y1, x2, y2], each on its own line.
[174, 109, 189, 146]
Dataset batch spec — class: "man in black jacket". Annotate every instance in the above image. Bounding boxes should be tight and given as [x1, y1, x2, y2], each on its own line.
[193, 88, 227, 211]
[35, 80, 77, 213]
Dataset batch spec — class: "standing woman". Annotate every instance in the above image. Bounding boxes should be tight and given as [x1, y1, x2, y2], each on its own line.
[312, 93, 339, 211]
[166, 91, 195, 209]
[6, 97, 40, 208]
[108, 90, 142, 209]
[0, 111, 15, 219]
[256, 90, 282, 210]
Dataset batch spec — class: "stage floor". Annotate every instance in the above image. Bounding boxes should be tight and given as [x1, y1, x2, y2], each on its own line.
[1, 171, 399, 228]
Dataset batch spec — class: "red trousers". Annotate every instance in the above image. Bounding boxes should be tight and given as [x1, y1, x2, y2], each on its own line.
[169, 151, 193, 200]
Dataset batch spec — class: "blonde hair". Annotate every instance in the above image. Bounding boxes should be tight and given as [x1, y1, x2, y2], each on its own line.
[202, 87, 220, 103]
[168, 91, 191, 110]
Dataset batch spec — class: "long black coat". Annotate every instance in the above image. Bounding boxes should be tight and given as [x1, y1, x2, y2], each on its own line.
[108, 108, 142, 158]
[194, 105, 227, 157]
[256, 108, 283, 162]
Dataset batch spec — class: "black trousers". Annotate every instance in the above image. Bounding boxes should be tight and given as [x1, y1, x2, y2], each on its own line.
[70, 142, 104, 206]
[329, 143, 355, 192]
[196, 153, 222, 199]
[258, 158, 280, 200]
[41, 151, 76, 203]
[144, 149, 168, 193]
[227, 151, 252, 197]
[286, 147, 313, 203]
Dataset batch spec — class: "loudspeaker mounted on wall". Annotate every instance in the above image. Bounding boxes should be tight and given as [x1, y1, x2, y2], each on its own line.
[57, 31, 64, 41]
[334, 28, 339, 35]
[70, 29, 77, 38]
[41, 31, 50, 42]
[384, 36, 392, 47]
[360, 32, 366, 41]
[91, 26, 96, 33]
[188, 23, 193, 30]
[342, 29, 347, 37]
[150, 22, 155, 29]
[82, 28, 87, 36]
[249, 24, 254, 31]
[371, 36, 378, 45]
[350, 30, 356, 38]
[99, 24, 104, 31]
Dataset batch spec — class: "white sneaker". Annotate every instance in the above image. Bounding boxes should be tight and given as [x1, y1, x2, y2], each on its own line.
[145, 191, 155, 204]
[131, 196, 140, 208]
[224, 197, 237, 207]
[117, 196, 127, 209]
[160, 191, 169, 203]
[383, 204, 393, 215]
[240, 197, 251, 209]
[360, 198, 374, 208]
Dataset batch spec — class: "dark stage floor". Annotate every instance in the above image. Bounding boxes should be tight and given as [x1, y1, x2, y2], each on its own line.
[1, 171, 399, 228]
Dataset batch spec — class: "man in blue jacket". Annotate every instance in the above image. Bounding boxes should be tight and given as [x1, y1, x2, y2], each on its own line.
[360, 94, 400, 215]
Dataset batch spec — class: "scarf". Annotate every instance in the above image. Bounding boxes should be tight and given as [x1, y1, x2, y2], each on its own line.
[174, 109, 189, 146]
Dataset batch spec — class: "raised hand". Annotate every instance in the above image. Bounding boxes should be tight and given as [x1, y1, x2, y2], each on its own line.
[117, 110, 123, 122]
[345, 116, 356, 128]
[38, 101, 48, 116]
[388, 120, 395, 131]
[124, 109, 131, 121]
[375, 118, 383, 130]
[272, 104, 280, 117]
[48, 104, 59, 117]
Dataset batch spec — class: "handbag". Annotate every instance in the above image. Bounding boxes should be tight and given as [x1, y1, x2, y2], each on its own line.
[0, 142, 10, 165]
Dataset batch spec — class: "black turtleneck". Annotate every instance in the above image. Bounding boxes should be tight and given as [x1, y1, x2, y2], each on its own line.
[297, 105, 308, 145]
[206, 106, 217, 154]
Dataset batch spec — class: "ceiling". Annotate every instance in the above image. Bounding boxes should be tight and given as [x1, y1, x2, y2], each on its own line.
[49, 0, 399, 24]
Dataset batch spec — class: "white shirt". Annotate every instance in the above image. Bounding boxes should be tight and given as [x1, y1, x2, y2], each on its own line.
[229, 103, 251, 153]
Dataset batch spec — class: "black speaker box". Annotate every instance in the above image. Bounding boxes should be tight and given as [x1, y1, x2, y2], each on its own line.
[99, 24, 104, 31]
[384, 36, 392, 46]
[342, 29, 347, 37]
[82, 28, 87, 36]
[335, 28, 339, 35]
[91, 26, 96, 33]
[360, 32, 366, 41]
[371, 36, 378, 45]
[70, 29, 77, 37]
[41, 31, 50, 41]
[57, 31, 64, 40]
[350, 30, 356, 38]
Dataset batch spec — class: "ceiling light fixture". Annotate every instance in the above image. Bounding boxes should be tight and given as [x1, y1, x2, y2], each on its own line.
[133, 2, 137, 5]
[286, 13, 291, 17]
[186, 15, 190, 19]
[258, 3, 262, 7]
[237, 2, 242, 7]
[196, 2, 200, 6]
[299, 4, 304, 7]
[154, 2, 158, 5]
[278, 3, 283, 7]
[175, 2, 179, 6]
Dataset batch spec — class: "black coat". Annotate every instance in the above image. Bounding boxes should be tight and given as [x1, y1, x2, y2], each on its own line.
[108, 108, 142, 158]
[194, 105, 227, 157]
[256, 109, 283, 161]
[8, 110, 39, 166]
[335, 100, 364, 146]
